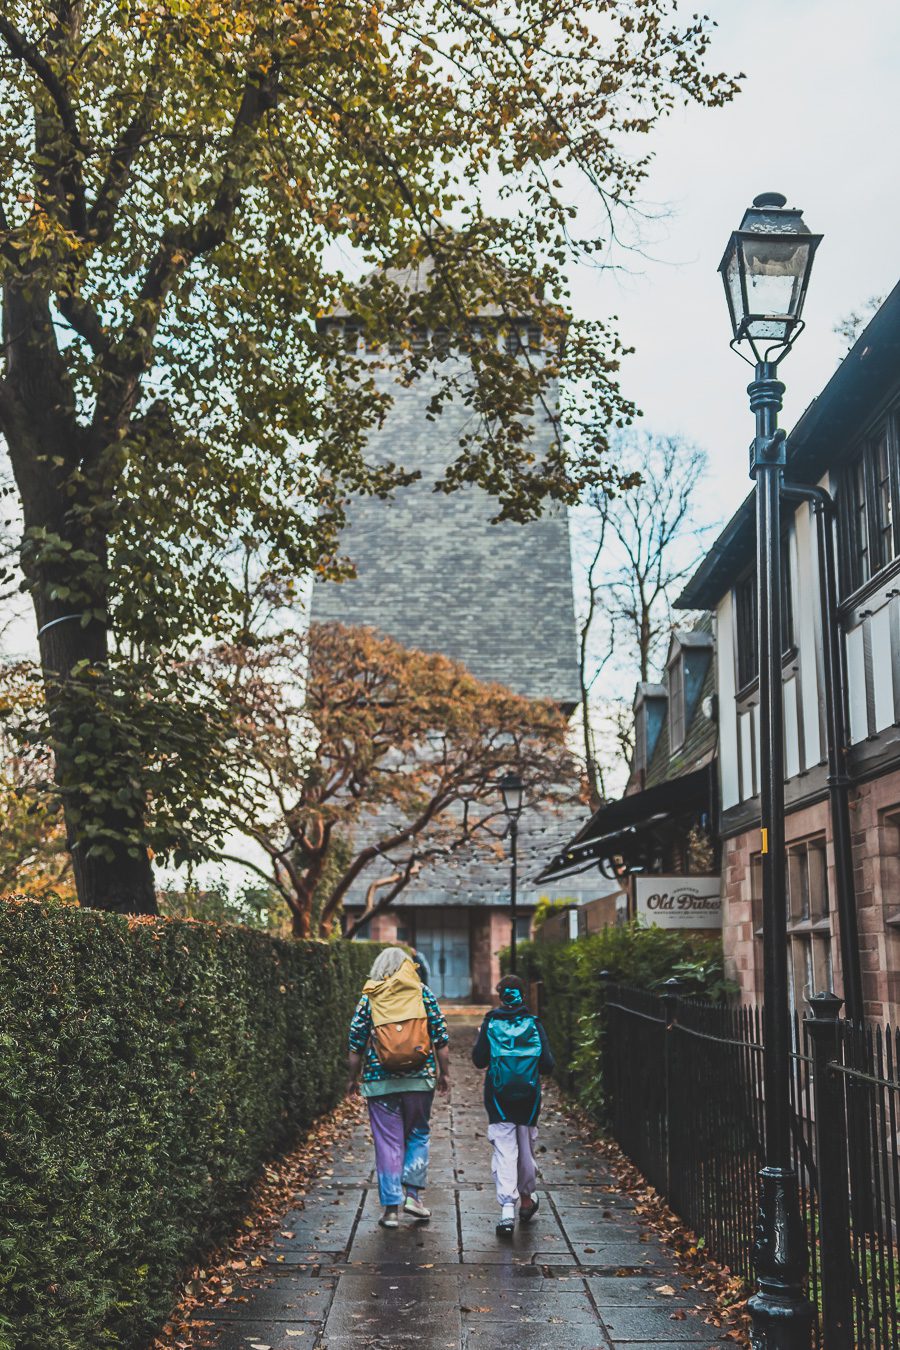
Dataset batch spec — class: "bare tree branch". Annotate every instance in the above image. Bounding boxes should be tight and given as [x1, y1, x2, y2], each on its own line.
[575, 431, 714, 794]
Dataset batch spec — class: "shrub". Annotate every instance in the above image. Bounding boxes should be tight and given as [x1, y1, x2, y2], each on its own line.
[531, 895, 578, 930]
[0, 899, 379, 1349]
[517, 921, 734, 1120]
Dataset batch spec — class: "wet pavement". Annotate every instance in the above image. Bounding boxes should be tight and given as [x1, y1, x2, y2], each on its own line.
[195, 1016, 722, 1348]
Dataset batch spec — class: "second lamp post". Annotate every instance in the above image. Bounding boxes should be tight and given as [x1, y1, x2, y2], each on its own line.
[498, 771, 524, 973]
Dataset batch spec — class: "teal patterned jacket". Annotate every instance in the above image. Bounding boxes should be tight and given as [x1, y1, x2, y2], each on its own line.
[348, 985, 449, 1094]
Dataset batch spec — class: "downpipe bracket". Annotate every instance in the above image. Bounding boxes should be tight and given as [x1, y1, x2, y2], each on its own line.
[751, 427, 787, 475]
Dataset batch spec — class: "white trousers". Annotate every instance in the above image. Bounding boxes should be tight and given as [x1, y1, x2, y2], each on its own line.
[487, 1122, 538, 1206]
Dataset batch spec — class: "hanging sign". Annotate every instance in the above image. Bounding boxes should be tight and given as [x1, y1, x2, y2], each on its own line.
[634, 876, 721, 930]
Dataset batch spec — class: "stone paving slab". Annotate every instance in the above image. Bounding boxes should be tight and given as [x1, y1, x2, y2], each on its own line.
[204, 1322, 324, 1348]
[585, 1276, 703, 1307]
[599, 1306, 713, 1342]
[457, 1285, 598, 1321]
[193, 1017, 723, 1349]
[204, 1279, 337, 1323]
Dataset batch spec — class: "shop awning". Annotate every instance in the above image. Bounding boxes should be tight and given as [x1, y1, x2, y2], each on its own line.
[535, 766, 711, 883]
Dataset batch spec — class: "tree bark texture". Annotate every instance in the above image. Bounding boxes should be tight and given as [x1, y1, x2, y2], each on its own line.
[1, 282, 157, 914]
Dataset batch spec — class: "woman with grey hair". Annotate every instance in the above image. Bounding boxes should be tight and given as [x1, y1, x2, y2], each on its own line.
[347, 947, 450, 1228]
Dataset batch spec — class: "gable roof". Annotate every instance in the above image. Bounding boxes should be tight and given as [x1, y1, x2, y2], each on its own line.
[644, 615, 716, 789]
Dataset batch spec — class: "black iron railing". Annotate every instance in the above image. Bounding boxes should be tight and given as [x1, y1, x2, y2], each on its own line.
[601, 983, 900, 1349]
[834, 1021, 900, 1348]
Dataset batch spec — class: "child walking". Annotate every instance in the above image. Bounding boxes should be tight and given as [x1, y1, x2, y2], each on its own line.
[471, 974, 555, 1237]
[348, 948, 451, 1229]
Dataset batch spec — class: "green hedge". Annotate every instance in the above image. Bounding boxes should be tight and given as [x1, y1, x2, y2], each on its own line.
[518, 922, 733, 1119]
[0, 900, 380, 1350]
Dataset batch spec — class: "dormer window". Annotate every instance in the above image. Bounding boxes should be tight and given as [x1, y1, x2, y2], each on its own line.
[634, 702, 649, 774]
[668, 654, 686, 751]
[632, 684, 668, 777]
[665, 628, 713, 754]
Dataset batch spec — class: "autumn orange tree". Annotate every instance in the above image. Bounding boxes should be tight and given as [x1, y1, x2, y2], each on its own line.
[204, 622, 575, 938]
[0, 661, 74, 898]
[0, 1, 737, 914]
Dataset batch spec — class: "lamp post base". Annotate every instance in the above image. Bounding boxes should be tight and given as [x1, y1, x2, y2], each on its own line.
[749, 1167, 814, 1350]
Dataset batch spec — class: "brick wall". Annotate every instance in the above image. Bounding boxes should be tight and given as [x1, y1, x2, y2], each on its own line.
[847, 769, 900, 1021]
[721, 767, 900, 1024]
[471, 909, 512, 1001]
[366, 912, 400, 945]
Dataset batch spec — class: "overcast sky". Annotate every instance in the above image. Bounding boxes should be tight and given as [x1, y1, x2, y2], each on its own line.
[569, 0, 900, 530]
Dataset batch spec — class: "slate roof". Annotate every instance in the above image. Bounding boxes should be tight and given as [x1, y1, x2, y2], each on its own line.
[312, 362, 580, 707]
[340, 796, 618, 912]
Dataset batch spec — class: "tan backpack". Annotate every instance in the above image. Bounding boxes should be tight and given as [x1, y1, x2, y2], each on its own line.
[364, 958, 432, 1074]
[372, 1018, 431, 1073]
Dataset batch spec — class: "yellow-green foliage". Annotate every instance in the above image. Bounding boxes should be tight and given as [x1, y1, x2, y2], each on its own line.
[0, 900, 378, 1349]
[531, 895, 579, 930]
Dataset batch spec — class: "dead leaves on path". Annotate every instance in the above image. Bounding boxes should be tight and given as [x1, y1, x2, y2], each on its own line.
[561, 1086, 751, 1347]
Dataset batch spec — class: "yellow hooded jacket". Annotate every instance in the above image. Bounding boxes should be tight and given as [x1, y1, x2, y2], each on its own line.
[362, 958, 426, 1027]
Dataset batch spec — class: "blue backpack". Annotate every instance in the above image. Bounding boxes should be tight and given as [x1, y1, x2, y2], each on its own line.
[486, 1012, 543, 1123]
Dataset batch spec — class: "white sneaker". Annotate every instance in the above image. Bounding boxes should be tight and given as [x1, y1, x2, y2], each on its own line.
[403, 1195, 431, 1220]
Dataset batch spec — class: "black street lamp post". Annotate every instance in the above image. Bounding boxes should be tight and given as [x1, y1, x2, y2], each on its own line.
[719, 193, 821, 1349]
[498, 772, 524, 974]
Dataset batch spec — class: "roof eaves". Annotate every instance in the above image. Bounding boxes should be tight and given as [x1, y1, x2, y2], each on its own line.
[677, 277, 900, 612]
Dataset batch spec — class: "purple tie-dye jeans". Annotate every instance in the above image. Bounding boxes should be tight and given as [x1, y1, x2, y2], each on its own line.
[366, 1091, 434, 1205]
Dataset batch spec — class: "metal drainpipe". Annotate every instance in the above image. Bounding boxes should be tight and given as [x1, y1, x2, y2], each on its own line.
[781, 480, 864, 1025]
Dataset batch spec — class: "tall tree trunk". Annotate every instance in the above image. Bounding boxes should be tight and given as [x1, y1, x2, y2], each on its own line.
[28, 522, 158, 915]
[579, 668, 603, 809]
[639, 605, 651, 683]
[2, 284, 156, 914]
[36, 599, 157, 914]
[291, 903, 312, 939]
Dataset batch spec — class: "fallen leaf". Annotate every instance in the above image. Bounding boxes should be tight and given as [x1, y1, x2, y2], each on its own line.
[656, 1284, 676, 1296]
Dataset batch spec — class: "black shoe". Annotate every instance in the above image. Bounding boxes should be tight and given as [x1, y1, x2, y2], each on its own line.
[519, 1196, 539, 1224]
[495, 1217, 515, 1238]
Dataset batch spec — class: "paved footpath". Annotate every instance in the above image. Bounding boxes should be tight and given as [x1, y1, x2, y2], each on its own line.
[196, 1016, 723, 1349]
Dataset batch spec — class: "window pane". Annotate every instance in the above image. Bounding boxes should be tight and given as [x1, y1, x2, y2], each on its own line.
[875, 432, 895, 567]
[668, 658, 686, 749]
[857, 462, 869, 575]
[803, 938, 815, 999]
[736, 573, 758, 689]
[808, 841, 828, 919]
[850, 457, 870, 590]
[813, 934, 833, 996]
[781, 536, 794, 652]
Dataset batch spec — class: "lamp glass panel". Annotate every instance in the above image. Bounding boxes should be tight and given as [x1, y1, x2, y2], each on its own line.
[500, 778, 524, 816]
[723, 239, 744, 336]
[740, 236, 812, 339]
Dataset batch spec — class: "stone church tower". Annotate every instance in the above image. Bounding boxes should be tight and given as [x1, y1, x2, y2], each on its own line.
[313, 269, 596, 998]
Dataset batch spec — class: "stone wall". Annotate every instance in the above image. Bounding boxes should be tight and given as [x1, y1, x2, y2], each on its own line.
[312, 352, 579, 706]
